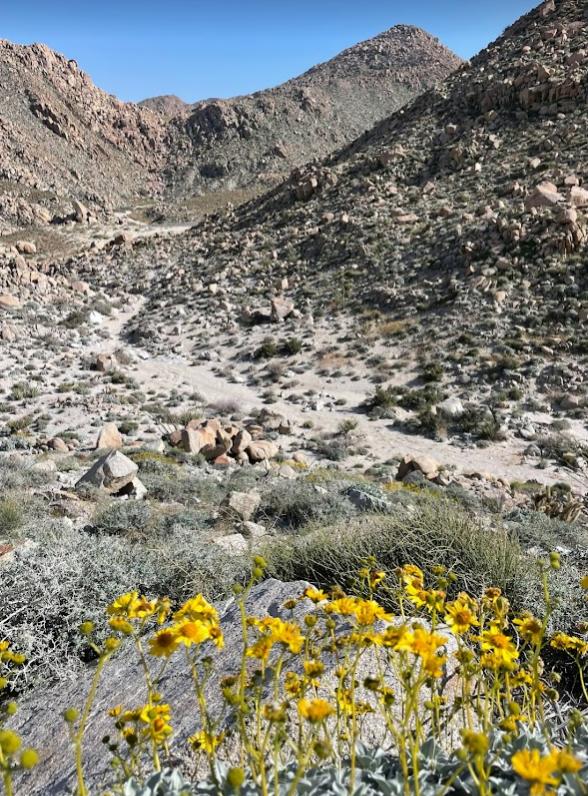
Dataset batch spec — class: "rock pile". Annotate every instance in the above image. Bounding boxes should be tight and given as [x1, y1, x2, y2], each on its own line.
[168, 418, 279, 465]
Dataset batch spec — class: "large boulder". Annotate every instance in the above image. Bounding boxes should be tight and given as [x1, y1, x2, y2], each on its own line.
[246, 440, 279, 463]
[95, 423, 123, 450]
[75, 451, 138, 494]
[223, 490, 261, 521]
[396, 454, 440, 482]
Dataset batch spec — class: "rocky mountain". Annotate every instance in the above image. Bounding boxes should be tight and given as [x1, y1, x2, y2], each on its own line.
[0, 27, 461, 233]
[138, 94, 188, 117]
[164, 26, 463, 195]
[0, 40, 167, 231]
[137, 0, 588, 385]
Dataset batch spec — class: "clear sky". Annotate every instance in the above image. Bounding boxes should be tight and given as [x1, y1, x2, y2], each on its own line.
[3, 0, 539, 103]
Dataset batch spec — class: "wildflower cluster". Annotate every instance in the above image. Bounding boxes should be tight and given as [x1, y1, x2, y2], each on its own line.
[4, 553, 588, 795]
[0, 641, 38, 796]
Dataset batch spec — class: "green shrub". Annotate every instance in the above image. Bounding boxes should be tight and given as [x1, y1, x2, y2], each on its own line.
[267, 495, 526, 602]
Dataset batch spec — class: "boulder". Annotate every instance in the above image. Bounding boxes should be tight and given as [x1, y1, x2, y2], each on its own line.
[75, 451, 138, 494]
[396, 454, 440, 482]
[524, 181, 564, 210]
[246, 440, 279, 463]
[570, 186, 588, 208]
[0, 294, 21, 311]
[437, 397, 465, 419]
[48, 437, 69, 453]
[223, 490, 261, 522]
[95, 423, 123, 450]
[270, 296, 295, 322]
[95, 353, 116, 373]
[15, 240, 36, 255]
[215, 532, 249, 555]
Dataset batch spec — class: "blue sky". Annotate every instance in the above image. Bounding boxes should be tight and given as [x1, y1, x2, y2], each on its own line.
[3, 0, 538, 103]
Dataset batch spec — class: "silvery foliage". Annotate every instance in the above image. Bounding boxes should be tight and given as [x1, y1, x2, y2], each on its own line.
[124, 724, 588, 795]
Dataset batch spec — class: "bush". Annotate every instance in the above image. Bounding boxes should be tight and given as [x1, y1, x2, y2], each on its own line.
[0, 498, 23, 535]
[258, 480, 354, 531]
[267, 494, 527, 602]
[0, 522, 248, 691]
[92, 501, 153, 537]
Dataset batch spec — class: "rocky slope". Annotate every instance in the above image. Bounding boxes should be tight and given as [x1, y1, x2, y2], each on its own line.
[0, 27, 461, 233]
[138, 94, 188, 117]
[0, 40, 167, 231]
[164, 26, 463, 195]
[130, 0, 587, 396]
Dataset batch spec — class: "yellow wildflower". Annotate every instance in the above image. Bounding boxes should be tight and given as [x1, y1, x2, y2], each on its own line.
[512, 749, 558, 794]
[189, 730, 223, 754]
[513, 614, 544, 646]
[173, 594, 219, 625]
[353, 599, 391, 626]
[550, 749, 582, 774]
[461, 730, 489, 757]
[550, 632, 588, 657]
[107, 591, 156, 620]
[444, 596, 479, 634]
[479, 626, 519, 667]
[298, 698, 334, 723]
[303, 586, 328, 603]
[148, 628, 181, 658]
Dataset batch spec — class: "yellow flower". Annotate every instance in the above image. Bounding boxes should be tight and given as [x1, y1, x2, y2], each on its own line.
[512, 749, 558, 793]
[303, 660, 325, 679]
[175, 620, 212, 646]
[326, 596, 358, 616]
[173, 594, 219, 625]
[148, 628, 181, 657]
[550, 749, 582, 774]
[107, 591, 156, 620]
[251, 617, 304, 654]
[0, 729, 21, 756]
[479, 626, 519, 668]
[353, 599, 391, 626]
[189, 730, 223, 754]
[298, 698, 334, 723]
[513, 614, 544, 646]
[380, 624, 410, 649]
[108, 617, 134, 635]
[550, 632, 588, 657]
[303, 586, 328, 603]
[136, 704, 173, 742]
[444, 596, 479, 634]
[580, 575, 588, 590]
[271, 620, 305, 653]
[461, 730, 489, 757]
[246, 636, 274, 661]
[284, 671, 303, 696]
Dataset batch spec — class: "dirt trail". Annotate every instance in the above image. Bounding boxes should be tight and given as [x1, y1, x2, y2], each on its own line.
[95, 297, 588, 493]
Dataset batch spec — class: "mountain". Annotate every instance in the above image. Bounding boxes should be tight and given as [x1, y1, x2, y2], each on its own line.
[138, 94, 188, 117]
[138, 0, 588, 375]
[0, 40, 166, 230]
[163, 25, 463, 195]
[0, 28, 461, 232]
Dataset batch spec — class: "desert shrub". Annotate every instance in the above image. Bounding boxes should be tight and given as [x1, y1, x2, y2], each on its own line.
[257, 480, 354, 531]
[92, 501, 153, 536]
[0, 522, 248, 691]
[254, 337, 278, 359]
[267, 494, 527, 602]
[0, 497, 23, 535]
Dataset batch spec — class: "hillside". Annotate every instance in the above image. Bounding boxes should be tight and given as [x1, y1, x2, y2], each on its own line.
[0, 40, 166, 231]
[164, 25, 463, 194]
[139, 0, 588, 384]
[0, 27, 461, 233]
